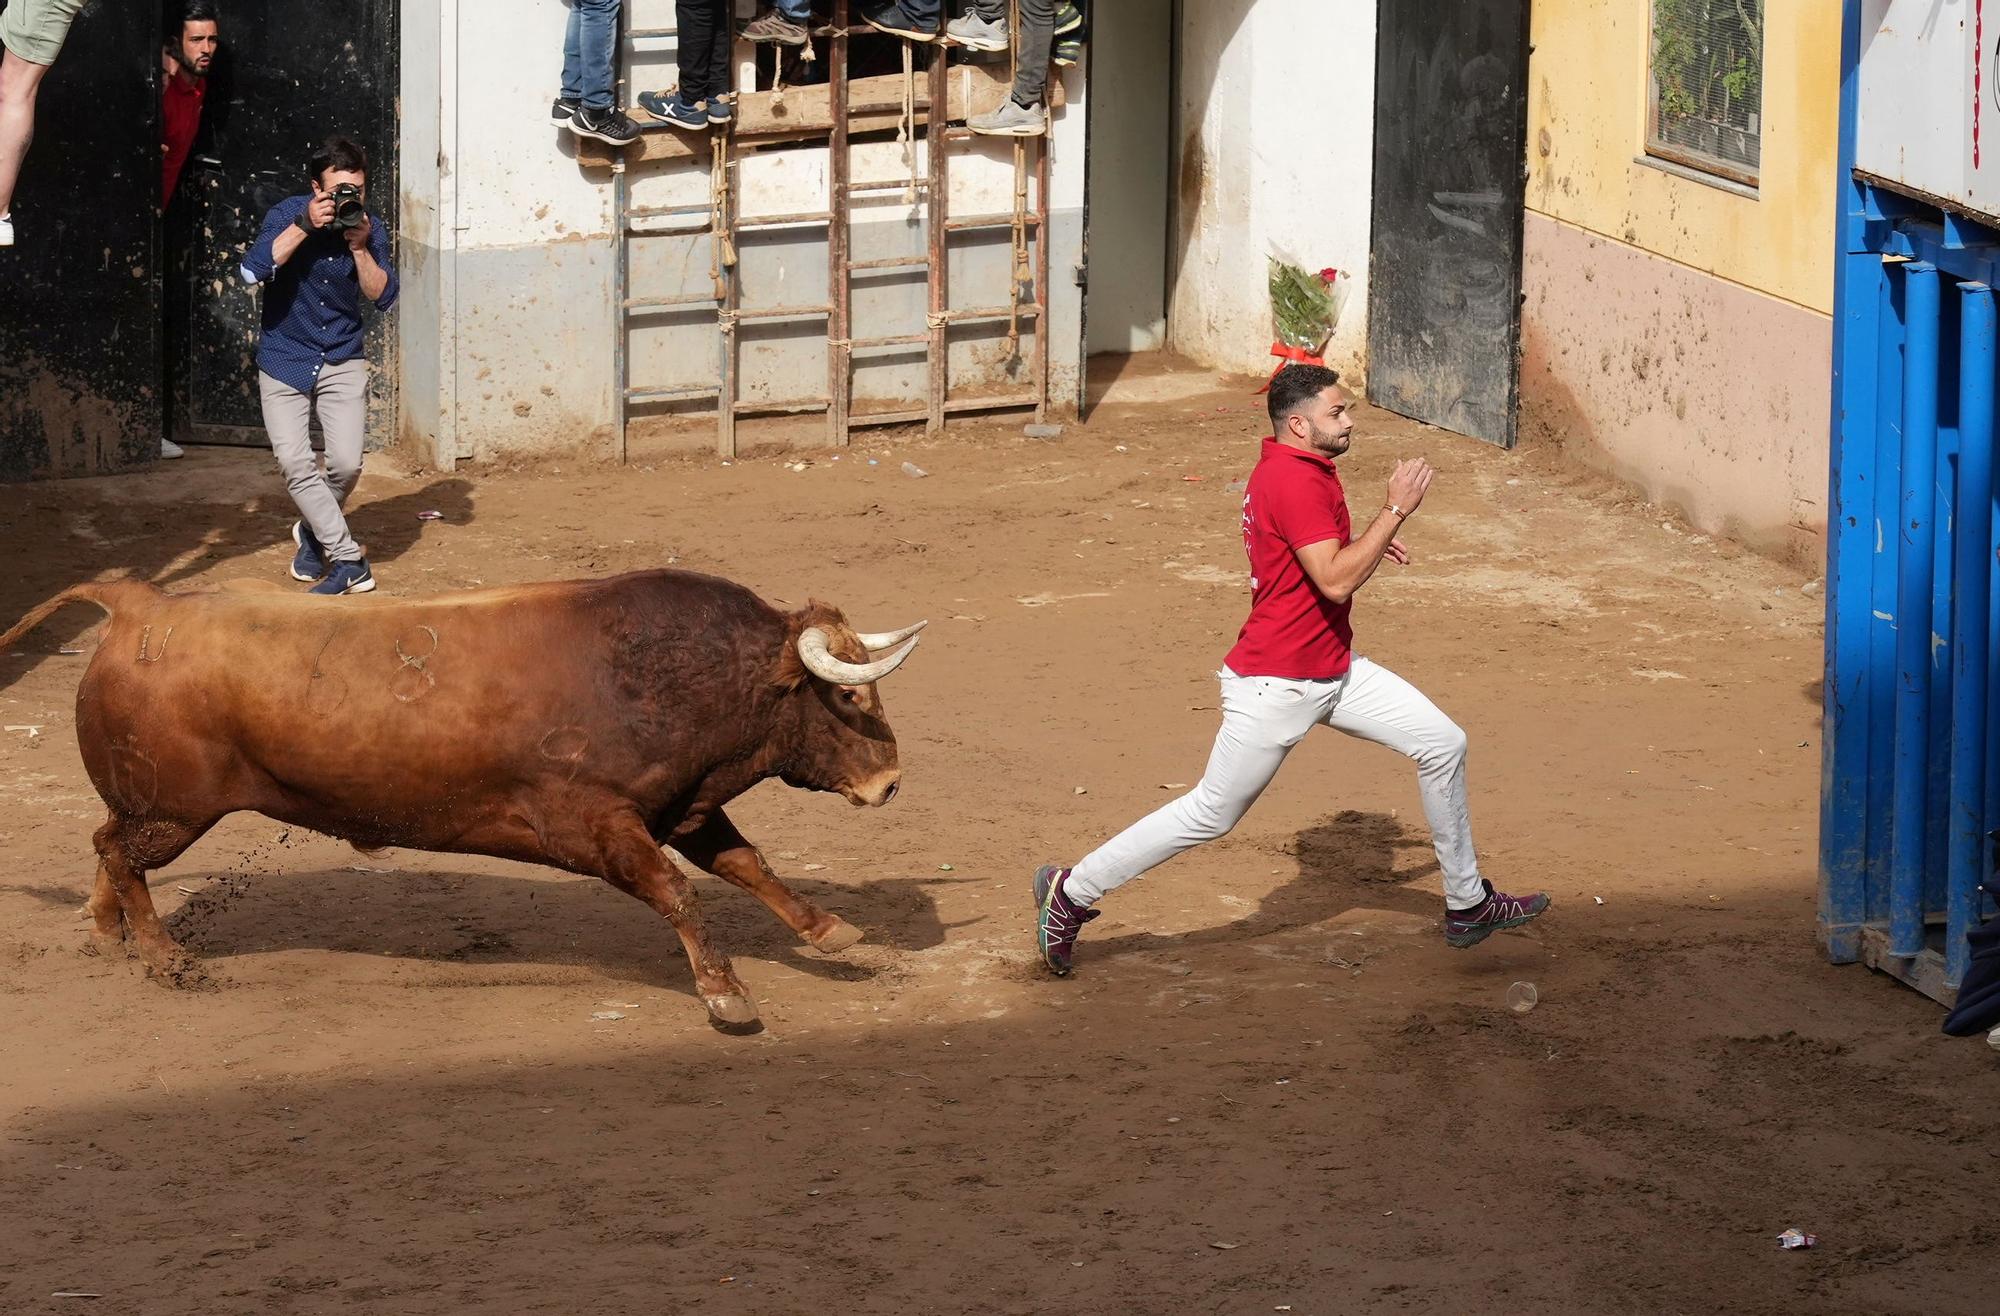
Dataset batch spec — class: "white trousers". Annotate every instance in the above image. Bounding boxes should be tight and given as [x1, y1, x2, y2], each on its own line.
[1067, 658, 1487, 909]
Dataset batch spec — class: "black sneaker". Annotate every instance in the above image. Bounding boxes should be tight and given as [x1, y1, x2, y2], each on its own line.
[550, 96, 580, 126]
[859, 1, 939, 41]
[569, 105, 639, 146]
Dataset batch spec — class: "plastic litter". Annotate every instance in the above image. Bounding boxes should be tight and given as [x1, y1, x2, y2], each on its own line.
[1776, 1229, 1817, 1251]
[1506, 982, 1539, 1015]
[902, 462, 929, 478]
[416, 510, 443, 521]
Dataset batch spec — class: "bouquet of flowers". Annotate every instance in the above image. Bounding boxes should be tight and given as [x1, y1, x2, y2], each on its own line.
[1260, 255, 1344, 392]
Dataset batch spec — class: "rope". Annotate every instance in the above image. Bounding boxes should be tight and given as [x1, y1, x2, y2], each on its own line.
[899, 43, 919, 205]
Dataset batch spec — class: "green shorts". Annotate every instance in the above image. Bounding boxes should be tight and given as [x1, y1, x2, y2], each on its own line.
[0, 0, 87, 67]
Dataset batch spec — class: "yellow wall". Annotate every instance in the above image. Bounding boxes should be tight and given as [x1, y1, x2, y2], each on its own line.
[1526, 0, 1840, 314]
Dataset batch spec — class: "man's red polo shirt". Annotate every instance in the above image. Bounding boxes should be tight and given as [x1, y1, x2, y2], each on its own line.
[162, 73, 207, 206]
[1222, 439, 1355, 679]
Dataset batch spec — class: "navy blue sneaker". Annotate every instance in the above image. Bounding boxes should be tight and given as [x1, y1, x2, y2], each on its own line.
[289, 520, 327, 582]
[860, 1, 939, 41]
[707, 94, 734, 126]
[309, 558, 376, 596]
[639, 89, 708, 131]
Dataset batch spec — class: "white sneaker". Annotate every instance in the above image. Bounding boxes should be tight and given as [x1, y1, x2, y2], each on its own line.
[160, 438, 185, 459]
[0, 214, 13, 247]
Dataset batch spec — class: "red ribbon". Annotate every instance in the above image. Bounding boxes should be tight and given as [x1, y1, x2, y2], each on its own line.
[1256, 341, 1325, 394]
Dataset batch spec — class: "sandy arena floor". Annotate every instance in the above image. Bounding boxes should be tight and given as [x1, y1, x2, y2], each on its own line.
[0, 359, 1991, 1314]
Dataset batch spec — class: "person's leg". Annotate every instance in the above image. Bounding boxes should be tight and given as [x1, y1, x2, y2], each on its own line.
[560, 1, 586, 105]
[309, 360, 368, 563]
[0, 0, 87, 227]
[1065, 673, 1329, 905]
[1010, 0, 1055, 106]
[0, 50, 52, 230]
[576, 0, 620, 110]
[1319, 657, 1485, 908]
[675, 0, 721, 103]
[260, 371, 351, 561]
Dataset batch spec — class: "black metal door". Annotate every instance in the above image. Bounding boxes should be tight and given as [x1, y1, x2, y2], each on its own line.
[1367, 0, 1530, 448]
[168, 0, 398, 447]
[0, 0, 160, 480]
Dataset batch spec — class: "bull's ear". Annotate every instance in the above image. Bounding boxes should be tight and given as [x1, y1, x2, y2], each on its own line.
[767, 629, 815, 693]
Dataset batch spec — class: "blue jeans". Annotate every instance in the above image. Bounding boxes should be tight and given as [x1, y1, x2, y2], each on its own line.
[779, 0, 810, 16]
[561, 0, 621, 111]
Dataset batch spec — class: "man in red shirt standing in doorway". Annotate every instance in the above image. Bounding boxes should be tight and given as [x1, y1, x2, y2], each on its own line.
[1032, 363, 1550, 975]
[160, 1, 219, 208]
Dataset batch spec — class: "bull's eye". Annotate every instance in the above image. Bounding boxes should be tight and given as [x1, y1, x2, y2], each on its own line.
[840, 688, 858, 704]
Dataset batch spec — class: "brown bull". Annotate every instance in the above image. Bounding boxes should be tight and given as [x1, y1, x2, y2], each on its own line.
[0, 570, 927, 1031]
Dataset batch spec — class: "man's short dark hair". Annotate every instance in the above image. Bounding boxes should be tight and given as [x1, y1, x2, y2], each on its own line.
[309, 135, 368, 184]
[1267, 363, 1343, 431]
[169, 1, 220, 41]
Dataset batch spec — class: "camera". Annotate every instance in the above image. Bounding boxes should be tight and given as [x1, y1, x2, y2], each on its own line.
[329, 182, 366, 230]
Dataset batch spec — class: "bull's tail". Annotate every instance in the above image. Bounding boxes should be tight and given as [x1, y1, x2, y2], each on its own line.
[0, 580, 152, 655]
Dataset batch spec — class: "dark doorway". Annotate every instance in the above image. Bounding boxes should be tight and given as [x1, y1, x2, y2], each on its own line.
[165, 0, 399, 448]
[1366, 0, 1530, 448]
[0, 1, 161, 480]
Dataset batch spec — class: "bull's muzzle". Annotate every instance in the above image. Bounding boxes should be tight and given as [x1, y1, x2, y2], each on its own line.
[844, 771, 902, 808]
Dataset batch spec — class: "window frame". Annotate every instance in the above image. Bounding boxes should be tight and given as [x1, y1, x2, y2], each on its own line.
[1644, 0, 1764, 191]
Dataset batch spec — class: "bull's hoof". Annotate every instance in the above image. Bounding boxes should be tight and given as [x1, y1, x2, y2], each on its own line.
[807, 917, 865, 955]
[703, 993, 763, 1034]
[137, 942, 213, 990]
[85, 929, 129, 958]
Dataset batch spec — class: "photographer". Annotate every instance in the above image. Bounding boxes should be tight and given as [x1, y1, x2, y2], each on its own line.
[239, 134, 397, 596]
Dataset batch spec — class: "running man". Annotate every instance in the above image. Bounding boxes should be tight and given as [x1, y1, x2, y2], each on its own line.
[1032, 364, 1549, 975]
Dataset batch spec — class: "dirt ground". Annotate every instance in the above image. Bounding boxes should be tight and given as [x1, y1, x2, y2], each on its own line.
[0, 358, 1992, 1315]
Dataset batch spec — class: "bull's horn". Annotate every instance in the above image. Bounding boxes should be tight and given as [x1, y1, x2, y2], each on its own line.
[798, 626, 921, 686]
[855, 620, 929, 652]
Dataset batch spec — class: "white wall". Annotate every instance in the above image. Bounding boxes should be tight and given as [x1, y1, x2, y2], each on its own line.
[1170, 0, 1376, 385]
[1085, 0, 1173, 356]
[400, 0, 1085, 457]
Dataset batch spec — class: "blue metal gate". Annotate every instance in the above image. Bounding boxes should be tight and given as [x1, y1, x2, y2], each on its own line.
[1821, 2, 2000, 1003]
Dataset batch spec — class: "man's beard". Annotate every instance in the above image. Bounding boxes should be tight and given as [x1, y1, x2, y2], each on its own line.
[1309, 424, 1349, 457]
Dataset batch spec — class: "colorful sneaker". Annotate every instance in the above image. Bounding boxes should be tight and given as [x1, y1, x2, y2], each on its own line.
[289, 520, 327, 582]
[550, 96, 580, 126]
[859, 1, 939, 41]
[1033, 864, 1099, 976]
[945, 11, 1008, 50]
[1443, 880, 1550, 948]
[1053, 1, 1084, 35]
[309, 558, 376, 596]
[743, 10, 810, 44]
[638, 89, 708, 131]
[1052, 36, 1082, 67]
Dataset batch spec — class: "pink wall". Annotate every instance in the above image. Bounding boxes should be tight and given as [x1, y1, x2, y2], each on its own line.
[1518, 213, 1832, 566]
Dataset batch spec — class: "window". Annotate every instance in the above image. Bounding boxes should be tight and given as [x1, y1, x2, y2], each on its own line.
[1648, 0, 1764, 187]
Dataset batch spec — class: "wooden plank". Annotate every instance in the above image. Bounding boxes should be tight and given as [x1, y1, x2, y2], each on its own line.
[578, 62, 1017, 168]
